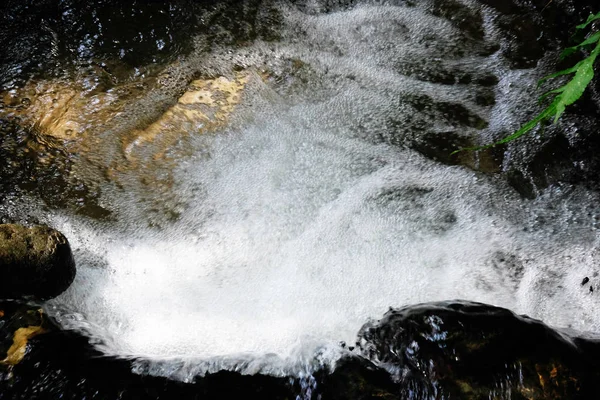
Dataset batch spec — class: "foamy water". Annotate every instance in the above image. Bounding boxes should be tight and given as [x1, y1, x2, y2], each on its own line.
[22, 0, 600, 378]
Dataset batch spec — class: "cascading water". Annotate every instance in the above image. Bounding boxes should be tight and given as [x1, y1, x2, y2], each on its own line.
[5, 0, 600, 381]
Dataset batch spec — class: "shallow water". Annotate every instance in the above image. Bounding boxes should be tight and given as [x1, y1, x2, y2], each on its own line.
[3, 0, 600, 380]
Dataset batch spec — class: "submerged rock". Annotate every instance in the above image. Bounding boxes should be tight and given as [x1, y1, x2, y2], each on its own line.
[0, 225, 75, 300]
[0, 302, 47, 368]
[0, 0, 280, 219]
[2, 0, 600, 216]
[358, 300, 600, 399]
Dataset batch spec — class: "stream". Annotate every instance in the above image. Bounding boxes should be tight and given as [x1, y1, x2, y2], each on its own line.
[1, 0, 600, 393]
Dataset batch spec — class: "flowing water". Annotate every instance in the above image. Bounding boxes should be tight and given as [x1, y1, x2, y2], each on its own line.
[3, 0, 600, 381]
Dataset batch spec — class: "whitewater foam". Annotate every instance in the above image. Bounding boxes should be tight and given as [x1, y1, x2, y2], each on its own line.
[27, 0, 600, 378]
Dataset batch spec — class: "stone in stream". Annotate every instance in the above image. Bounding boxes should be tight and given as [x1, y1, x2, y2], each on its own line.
[1, 300, 599, 399]
[0, 302, 47, 368]
[0, 303, 399, 399]
[357, 300, 600, 399]
[0, 224, 75, 300]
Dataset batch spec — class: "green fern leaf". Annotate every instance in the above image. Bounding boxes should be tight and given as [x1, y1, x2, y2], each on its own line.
[452, 15, 600, 155]
[560, 31, 600, 59]
[576, 11, 600, 31]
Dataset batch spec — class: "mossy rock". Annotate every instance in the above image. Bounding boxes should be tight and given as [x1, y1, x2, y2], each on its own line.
[0, 224, 75, 300]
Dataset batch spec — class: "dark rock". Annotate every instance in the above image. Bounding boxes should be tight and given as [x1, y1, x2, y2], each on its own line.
[432, 0, 485, 41]
[2, 300, 600, 399]
[0, 225, 75, 300]
[357, 300, 600, 399]
[476, 0, 600, 194]
[0, 304, 400, 400]
[0, 0, 284, 87]
[381, 0, 600, 195]
[478, 0, 596, 68]
[506, 168, 536, 199]
[0, 0, 197, 86]
[411, 130, 504, 172]
[0, 302, 48, 367]
[0, 119, 112, 219]
[313, 356, 400, 400]
[0, 328, 296, 399]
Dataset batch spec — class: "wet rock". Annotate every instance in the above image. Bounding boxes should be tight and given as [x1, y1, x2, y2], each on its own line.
[478, 0, 596, 68]
[122, 72, 250, 163]
[313, 356, 400, 400]
[0, 118, 112, 218]
[432, 0, 485, 41]
[506, 107, 600, 196]
[384, 0, 600, 194]
[0, 0, 198, 87]
[2, 300, 600, 399]
[358, 300, 600, 399]
[0, 66, 251, 220]
[0, 0, 282, 88]
[0, 314, 399, 399]
[410, 130, 504, 173]
[0, 225, 75, 300]
[0, 325, 296, 399]
[506, 168, 536, 199]
[0, 302, 48, 368]
[474, 0, 600, 194]
[487, 251, 525, 290]
[0, 0, 282, 219]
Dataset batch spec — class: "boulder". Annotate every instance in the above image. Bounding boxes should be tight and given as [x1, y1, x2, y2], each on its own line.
[0, 224, 75, 300]
[358, 300, 600, 399]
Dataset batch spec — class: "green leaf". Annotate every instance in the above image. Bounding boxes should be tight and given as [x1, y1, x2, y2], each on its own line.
[538, 61, 582, 86]
[576, 12, 600, 31]
[560, 31, 600, 59]
[452, 34, 600, 155]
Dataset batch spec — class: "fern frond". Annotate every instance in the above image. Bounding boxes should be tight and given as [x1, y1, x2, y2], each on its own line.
[452, 13, 600, 155]
[560, 31, 600, 59]
[576, 11, 600, 31]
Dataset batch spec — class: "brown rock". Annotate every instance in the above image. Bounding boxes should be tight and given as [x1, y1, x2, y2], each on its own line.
[0, 225, 75, 300]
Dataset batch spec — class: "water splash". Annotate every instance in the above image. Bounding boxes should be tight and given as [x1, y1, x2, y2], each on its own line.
[21, 0, 600, 379]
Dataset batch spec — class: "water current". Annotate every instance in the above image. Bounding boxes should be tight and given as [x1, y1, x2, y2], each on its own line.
[5, 0, 600, 379]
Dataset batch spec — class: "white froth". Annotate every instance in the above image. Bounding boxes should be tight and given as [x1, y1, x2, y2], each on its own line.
[40, 0, 600, 378]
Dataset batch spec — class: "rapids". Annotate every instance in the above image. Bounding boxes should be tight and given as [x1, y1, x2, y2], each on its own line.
[3, 0, 600, 380]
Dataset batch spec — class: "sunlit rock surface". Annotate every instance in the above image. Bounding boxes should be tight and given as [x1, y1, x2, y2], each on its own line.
[0, 71, 250, 168]
[0, 303, 47, 367]
[0, 68, 252, 220]
[2, 0, 600, 210]
[122, 72, 250, 162]
[0, 0, 280, 216]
